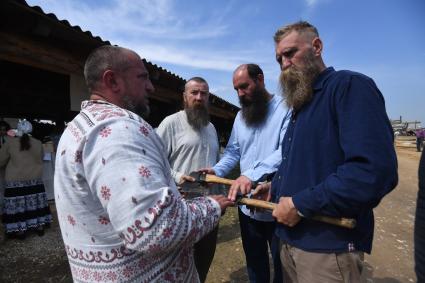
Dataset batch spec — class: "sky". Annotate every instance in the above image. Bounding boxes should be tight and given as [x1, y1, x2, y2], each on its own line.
[27, 0, 425, 125]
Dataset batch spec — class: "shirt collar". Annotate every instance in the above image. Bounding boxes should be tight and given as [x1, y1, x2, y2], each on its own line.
[313, 67, 335, 91]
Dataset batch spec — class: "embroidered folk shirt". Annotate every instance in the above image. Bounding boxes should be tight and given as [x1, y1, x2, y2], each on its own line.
[54, 100, 221, 283]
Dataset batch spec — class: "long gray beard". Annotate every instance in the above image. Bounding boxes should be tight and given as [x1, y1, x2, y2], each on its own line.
[185, 104, 210, 130]
[279, 53, 321, 111]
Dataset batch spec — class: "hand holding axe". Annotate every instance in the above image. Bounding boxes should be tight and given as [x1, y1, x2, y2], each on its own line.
[185, 171, 356, 229]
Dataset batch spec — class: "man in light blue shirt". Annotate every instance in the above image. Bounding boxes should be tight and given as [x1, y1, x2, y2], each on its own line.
[205, 64, 291, 283]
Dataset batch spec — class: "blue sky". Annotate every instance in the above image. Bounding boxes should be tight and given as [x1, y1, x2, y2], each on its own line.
[27, 0, 425, 125]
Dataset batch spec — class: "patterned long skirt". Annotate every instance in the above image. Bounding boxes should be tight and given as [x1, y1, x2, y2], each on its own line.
[3, 179, 52, 234]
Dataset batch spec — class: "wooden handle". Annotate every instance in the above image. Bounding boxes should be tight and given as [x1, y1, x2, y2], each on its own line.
[238, 198, 356, 229]
[310, 215, 356, 229]
[204, 174, 234, 186]
[239, 198, 277, 210]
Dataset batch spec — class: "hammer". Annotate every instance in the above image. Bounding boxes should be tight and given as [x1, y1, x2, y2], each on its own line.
[185, 172, 356, 229]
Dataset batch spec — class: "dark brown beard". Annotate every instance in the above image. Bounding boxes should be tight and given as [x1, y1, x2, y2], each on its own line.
[185, 102, 210, 130]
[239, 86, 269, 127]
[279, 51, 321, 111]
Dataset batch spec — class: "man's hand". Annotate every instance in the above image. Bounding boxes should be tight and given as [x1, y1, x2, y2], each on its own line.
[209, 195, 235, 214]
[198, 167, 216, 175]
[178, 174, 195, 185]
[227, 175, 252, 202]
[272, 197, 301, 227]
[251, 182, 272, 202]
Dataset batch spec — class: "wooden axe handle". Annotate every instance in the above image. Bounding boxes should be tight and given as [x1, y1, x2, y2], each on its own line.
[238, 198, 356, 229]
[204, 174, 234, 186]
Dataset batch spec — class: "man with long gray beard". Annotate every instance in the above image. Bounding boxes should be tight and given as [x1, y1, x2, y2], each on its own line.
[203, 64, 291, 283]
[255, 21, 398, 282]
[156, 77, 220, 283]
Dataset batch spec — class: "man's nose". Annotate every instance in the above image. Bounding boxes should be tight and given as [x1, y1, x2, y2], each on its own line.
[237, 89, 246, 97]
[281, 58, 292, 70]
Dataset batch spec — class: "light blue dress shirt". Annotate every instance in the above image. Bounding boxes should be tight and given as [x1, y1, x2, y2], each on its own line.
[213, 94, 291, 221]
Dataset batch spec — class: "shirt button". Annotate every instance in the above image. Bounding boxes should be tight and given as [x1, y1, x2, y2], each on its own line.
[288, 137, 291, 141]
[283, 157, 286, 160]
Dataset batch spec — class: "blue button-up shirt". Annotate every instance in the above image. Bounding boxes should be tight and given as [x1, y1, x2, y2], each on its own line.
[214, 94, 291, 221]
[272, 67, 398, 253]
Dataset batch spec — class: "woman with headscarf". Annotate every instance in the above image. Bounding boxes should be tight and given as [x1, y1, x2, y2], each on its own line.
[0, 120, 52, 239]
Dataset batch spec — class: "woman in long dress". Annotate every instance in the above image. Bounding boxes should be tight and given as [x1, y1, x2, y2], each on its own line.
[0, 120, 52, 239]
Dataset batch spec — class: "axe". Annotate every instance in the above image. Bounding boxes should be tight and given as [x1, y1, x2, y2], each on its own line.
[182, 173, 356, 229]
[189, 171, 234, 186]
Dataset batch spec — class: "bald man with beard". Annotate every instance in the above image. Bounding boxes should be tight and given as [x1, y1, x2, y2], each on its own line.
[204, 64, 291, 283]
[255, 21, 398, 283]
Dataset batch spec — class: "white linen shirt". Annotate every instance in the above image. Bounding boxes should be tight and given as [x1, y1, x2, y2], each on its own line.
[54, 100, 221, 283]
[156, 110, 219, 184]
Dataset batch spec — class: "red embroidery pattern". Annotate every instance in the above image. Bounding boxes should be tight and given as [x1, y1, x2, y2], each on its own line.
[98, 215, 110, 225]
[121, 193, 173, 245]
[68, 123, 82, 142]
[75, 150, 82, 163]
[68, 215, 76, 226]
[139, 125, 149, 137]
[84, 102, 127, 122]
[138, 166, 151, 178]
[100, 186, 111, 200]
[122, 266, 134, 278]
[99, 126, 112, 138]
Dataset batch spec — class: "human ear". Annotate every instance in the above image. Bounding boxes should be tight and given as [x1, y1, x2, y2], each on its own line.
[103, 70, 120, 91]
[312, 37, 323, 56]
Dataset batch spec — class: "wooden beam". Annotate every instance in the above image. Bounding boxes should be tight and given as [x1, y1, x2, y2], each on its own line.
[0, 31, 83, 75]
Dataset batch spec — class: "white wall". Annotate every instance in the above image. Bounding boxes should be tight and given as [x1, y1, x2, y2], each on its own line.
[70, 74, 89, 112]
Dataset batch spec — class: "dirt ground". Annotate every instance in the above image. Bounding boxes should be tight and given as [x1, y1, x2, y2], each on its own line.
[0, 148, 420, 283]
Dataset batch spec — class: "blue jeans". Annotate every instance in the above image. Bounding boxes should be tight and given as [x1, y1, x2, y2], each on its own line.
[238, 208, 283, 283]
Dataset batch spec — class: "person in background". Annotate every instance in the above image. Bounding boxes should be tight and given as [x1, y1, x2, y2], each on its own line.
[54, 45, 233, 282]
[416, 129, 424, 152]
[415, 150, 425, 282]
[0, 119, 52, 239]
[264, 21, 398, 282]
[0, 121, 11, 148]
[157, 76, 220, 283]
[203, 63, 291, 283]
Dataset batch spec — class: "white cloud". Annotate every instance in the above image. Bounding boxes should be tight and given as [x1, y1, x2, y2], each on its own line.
[28, 0, 229, 40]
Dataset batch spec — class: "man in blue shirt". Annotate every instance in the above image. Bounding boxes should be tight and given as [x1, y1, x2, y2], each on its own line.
[204, 64, 291, 282]
[256, 21, 398, 282]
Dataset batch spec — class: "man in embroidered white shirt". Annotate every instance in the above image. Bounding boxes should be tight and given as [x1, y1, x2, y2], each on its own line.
[54, 46, 233, 283]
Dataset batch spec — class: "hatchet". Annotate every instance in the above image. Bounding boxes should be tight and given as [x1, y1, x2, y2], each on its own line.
[180, 175, 356, 229]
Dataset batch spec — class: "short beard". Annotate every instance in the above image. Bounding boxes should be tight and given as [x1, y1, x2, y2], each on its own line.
[240, 87, 269, 127]
[279, 51, 321, 111]
[123, 95, 150, 119]
[184, 102, 210, 130]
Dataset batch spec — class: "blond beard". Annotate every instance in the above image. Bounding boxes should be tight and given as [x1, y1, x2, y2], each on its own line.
[279, 52, 321, 111]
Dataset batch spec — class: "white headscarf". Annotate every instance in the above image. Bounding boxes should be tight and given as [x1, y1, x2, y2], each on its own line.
[16, 120, 33, 137]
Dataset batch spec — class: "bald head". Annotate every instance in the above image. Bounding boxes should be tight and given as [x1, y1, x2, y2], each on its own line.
[84, 46, 138, 93]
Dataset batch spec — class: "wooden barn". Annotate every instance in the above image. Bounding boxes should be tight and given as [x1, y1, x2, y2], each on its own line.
[0, 0, 238, 138]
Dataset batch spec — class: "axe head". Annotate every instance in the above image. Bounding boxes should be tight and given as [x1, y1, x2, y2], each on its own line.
[189, 171, 208, 185]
